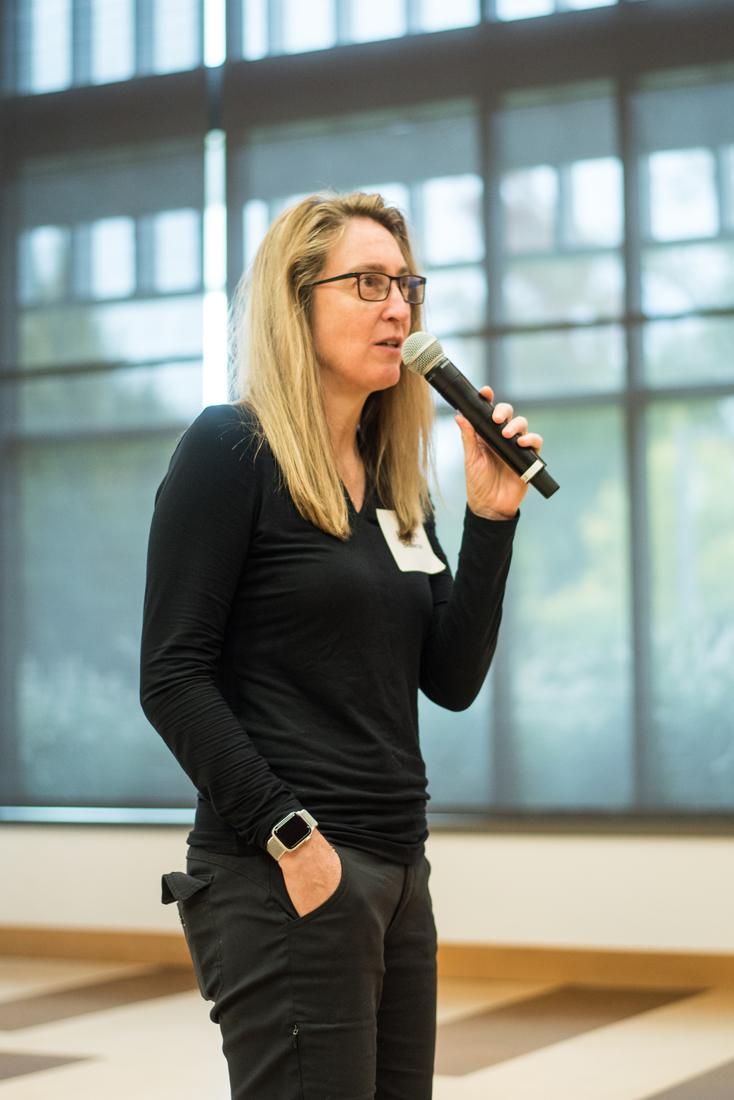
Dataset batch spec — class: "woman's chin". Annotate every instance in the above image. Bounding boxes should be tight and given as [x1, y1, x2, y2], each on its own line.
[369, 360, 402, 392]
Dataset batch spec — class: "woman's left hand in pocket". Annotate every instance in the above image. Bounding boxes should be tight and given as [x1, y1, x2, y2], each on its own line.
[278, 829, 342, 918]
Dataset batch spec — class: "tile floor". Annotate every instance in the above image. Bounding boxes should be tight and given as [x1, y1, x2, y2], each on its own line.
[1, 958, 734, 1098]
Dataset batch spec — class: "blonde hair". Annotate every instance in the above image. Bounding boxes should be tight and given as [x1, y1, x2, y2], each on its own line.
[230, 192, 434, 541]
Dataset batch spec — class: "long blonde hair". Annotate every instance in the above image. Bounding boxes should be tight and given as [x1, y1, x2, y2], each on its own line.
[230, 192, 434, 541]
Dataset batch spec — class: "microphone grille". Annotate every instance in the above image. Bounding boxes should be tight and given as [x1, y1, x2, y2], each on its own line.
[401, 331, 444, 377]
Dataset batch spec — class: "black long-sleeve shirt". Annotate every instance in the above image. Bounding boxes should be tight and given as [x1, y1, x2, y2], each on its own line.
[140, 403, 517, 864]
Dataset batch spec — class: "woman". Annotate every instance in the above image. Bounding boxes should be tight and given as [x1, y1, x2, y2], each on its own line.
[140, 191, 542, 1099]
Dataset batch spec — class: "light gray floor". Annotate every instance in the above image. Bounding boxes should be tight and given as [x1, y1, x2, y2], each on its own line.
[1, 959, 734, 1098]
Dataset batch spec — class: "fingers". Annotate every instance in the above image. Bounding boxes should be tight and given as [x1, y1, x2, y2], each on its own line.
[467, 390, 543, 452]
[454, 413, 480, 451]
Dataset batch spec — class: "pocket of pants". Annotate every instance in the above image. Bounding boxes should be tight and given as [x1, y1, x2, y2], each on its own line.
[161, 871, 221, 1001]
[269, 847, 349, 926]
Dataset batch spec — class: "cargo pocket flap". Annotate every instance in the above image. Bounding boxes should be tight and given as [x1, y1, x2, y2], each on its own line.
[161, 871, 213, 904]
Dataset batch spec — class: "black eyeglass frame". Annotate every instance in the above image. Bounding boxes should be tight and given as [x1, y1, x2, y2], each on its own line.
[304, 271, 427, 304]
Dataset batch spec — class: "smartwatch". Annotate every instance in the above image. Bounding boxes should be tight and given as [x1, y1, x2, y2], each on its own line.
[266, 809, 318, 861]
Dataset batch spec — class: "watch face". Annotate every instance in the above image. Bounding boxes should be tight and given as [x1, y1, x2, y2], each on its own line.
[276, 813, 311, 849]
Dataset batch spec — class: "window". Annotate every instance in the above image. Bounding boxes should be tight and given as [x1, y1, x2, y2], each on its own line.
[239, 0, 535, 58]
[3, 143, 205, 810]
[2, 5, 733, 825]
[13, 0, 203, 91]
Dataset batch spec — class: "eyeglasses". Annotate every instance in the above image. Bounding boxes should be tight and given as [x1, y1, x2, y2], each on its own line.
[305, 271, 427, 305]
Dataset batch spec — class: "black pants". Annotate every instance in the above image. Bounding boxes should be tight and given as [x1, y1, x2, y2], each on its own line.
[162, 842, 438, 1099]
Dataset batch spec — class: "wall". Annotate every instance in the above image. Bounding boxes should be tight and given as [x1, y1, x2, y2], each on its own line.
[3, 825, 734, 953]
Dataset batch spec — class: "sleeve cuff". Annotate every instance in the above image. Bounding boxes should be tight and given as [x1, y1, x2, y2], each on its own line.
[464, 505, 520, 535]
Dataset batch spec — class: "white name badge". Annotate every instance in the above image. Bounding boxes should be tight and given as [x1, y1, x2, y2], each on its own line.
[376, 508, 447, 574]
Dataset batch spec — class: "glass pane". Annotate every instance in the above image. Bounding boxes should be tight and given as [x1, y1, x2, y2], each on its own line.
[644, 317, 734, 387]
[90, 217, 136, 300]
[503, 253, 623, 324]
[153, 210, 201, 292]
[633, 75, 734, 162]
[508, 404, 632, 808]
[420, 413, 493, 807]
[17, 437, 197, 805]
[243, 199, 270, 267]
[418, 0, 479, 32]
[281, 0, 336, 53]
[17, 362, 203, 432]
[241, 107, 477, 209]
[422, 175, 484, 266]
[348, 0, 406, 42]
[502, 167, 557, 254]
[567, 157, 623, 247]
[496, 0, 553, 19]
[439, 336, 487, 390]
[420, 686, 493, 806]
[648, 149, 719, 242]
[363, 182, 411, 218]
[19, 296, 203, 368]
[505, 325, 624, 396]
[422, 336, 486, 412]
[18, 144, 204, 234]
[647, 398, 734, 808]
[243, 0, 268, 58]
[153, 0, 201, 73]
[27, 0, 72, 93]
[91, 0, 135, 84]
[18, 226, 72, 305]
[423, 266, 486, 336]
[642, 242, 734, 316]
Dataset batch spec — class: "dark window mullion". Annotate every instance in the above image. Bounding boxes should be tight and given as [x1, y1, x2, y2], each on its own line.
[0, 173, 20, 803]
[482, 90, 516, 811]
[226, 0, 243, 59]
[715, 142, 730, 235]
[405, 0, 422, 35]
[334, 0, 351, 45]
[269, 0, 285, 56]
[72, 221, 93, 300]
[136, 0, 155, 75]
[15, 0, 32, 93]
[483, 102, 505, 393]
[225, 140, 243, 397]
[136, 214, 155, 295]
[618, 73, 652, 810]
[557, 161, 572, 251]
[1, 0, 17, 94]
[637, 152, 652, 251]
[197, 0, 206, 66]
[72, 0, 93, 86]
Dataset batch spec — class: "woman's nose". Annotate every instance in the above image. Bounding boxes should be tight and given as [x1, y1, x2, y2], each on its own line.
[382, 281, 411, 322]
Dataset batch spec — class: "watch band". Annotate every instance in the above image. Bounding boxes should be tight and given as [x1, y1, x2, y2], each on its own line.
[266, 809, 318, 861]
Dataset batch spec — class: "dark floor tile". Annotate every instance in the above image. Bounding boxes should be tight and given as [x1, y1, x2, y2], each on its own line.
[435, 985, 702, 1077]
[0, 967, 198, 1031]
[0, 1050, 89, 1082]
[644, 1056, 734, 1099]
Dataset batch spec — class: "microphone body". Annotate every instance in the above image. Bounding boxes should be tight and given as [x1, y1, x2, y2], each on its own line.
[402, 333, 559, 499]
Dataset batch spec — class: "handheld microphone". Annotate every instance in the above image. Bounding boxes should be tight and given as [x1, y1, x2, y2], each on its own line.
[402, 332, 559, 500]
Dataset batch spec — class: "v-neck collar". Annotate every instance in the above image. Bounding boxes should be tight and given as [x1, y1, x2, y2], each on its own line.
[344, 477, 375, 519]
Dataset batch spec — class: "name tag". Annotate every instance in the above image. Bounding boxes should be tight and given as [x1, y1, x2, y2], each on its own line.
[376, 509, 447, 574]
